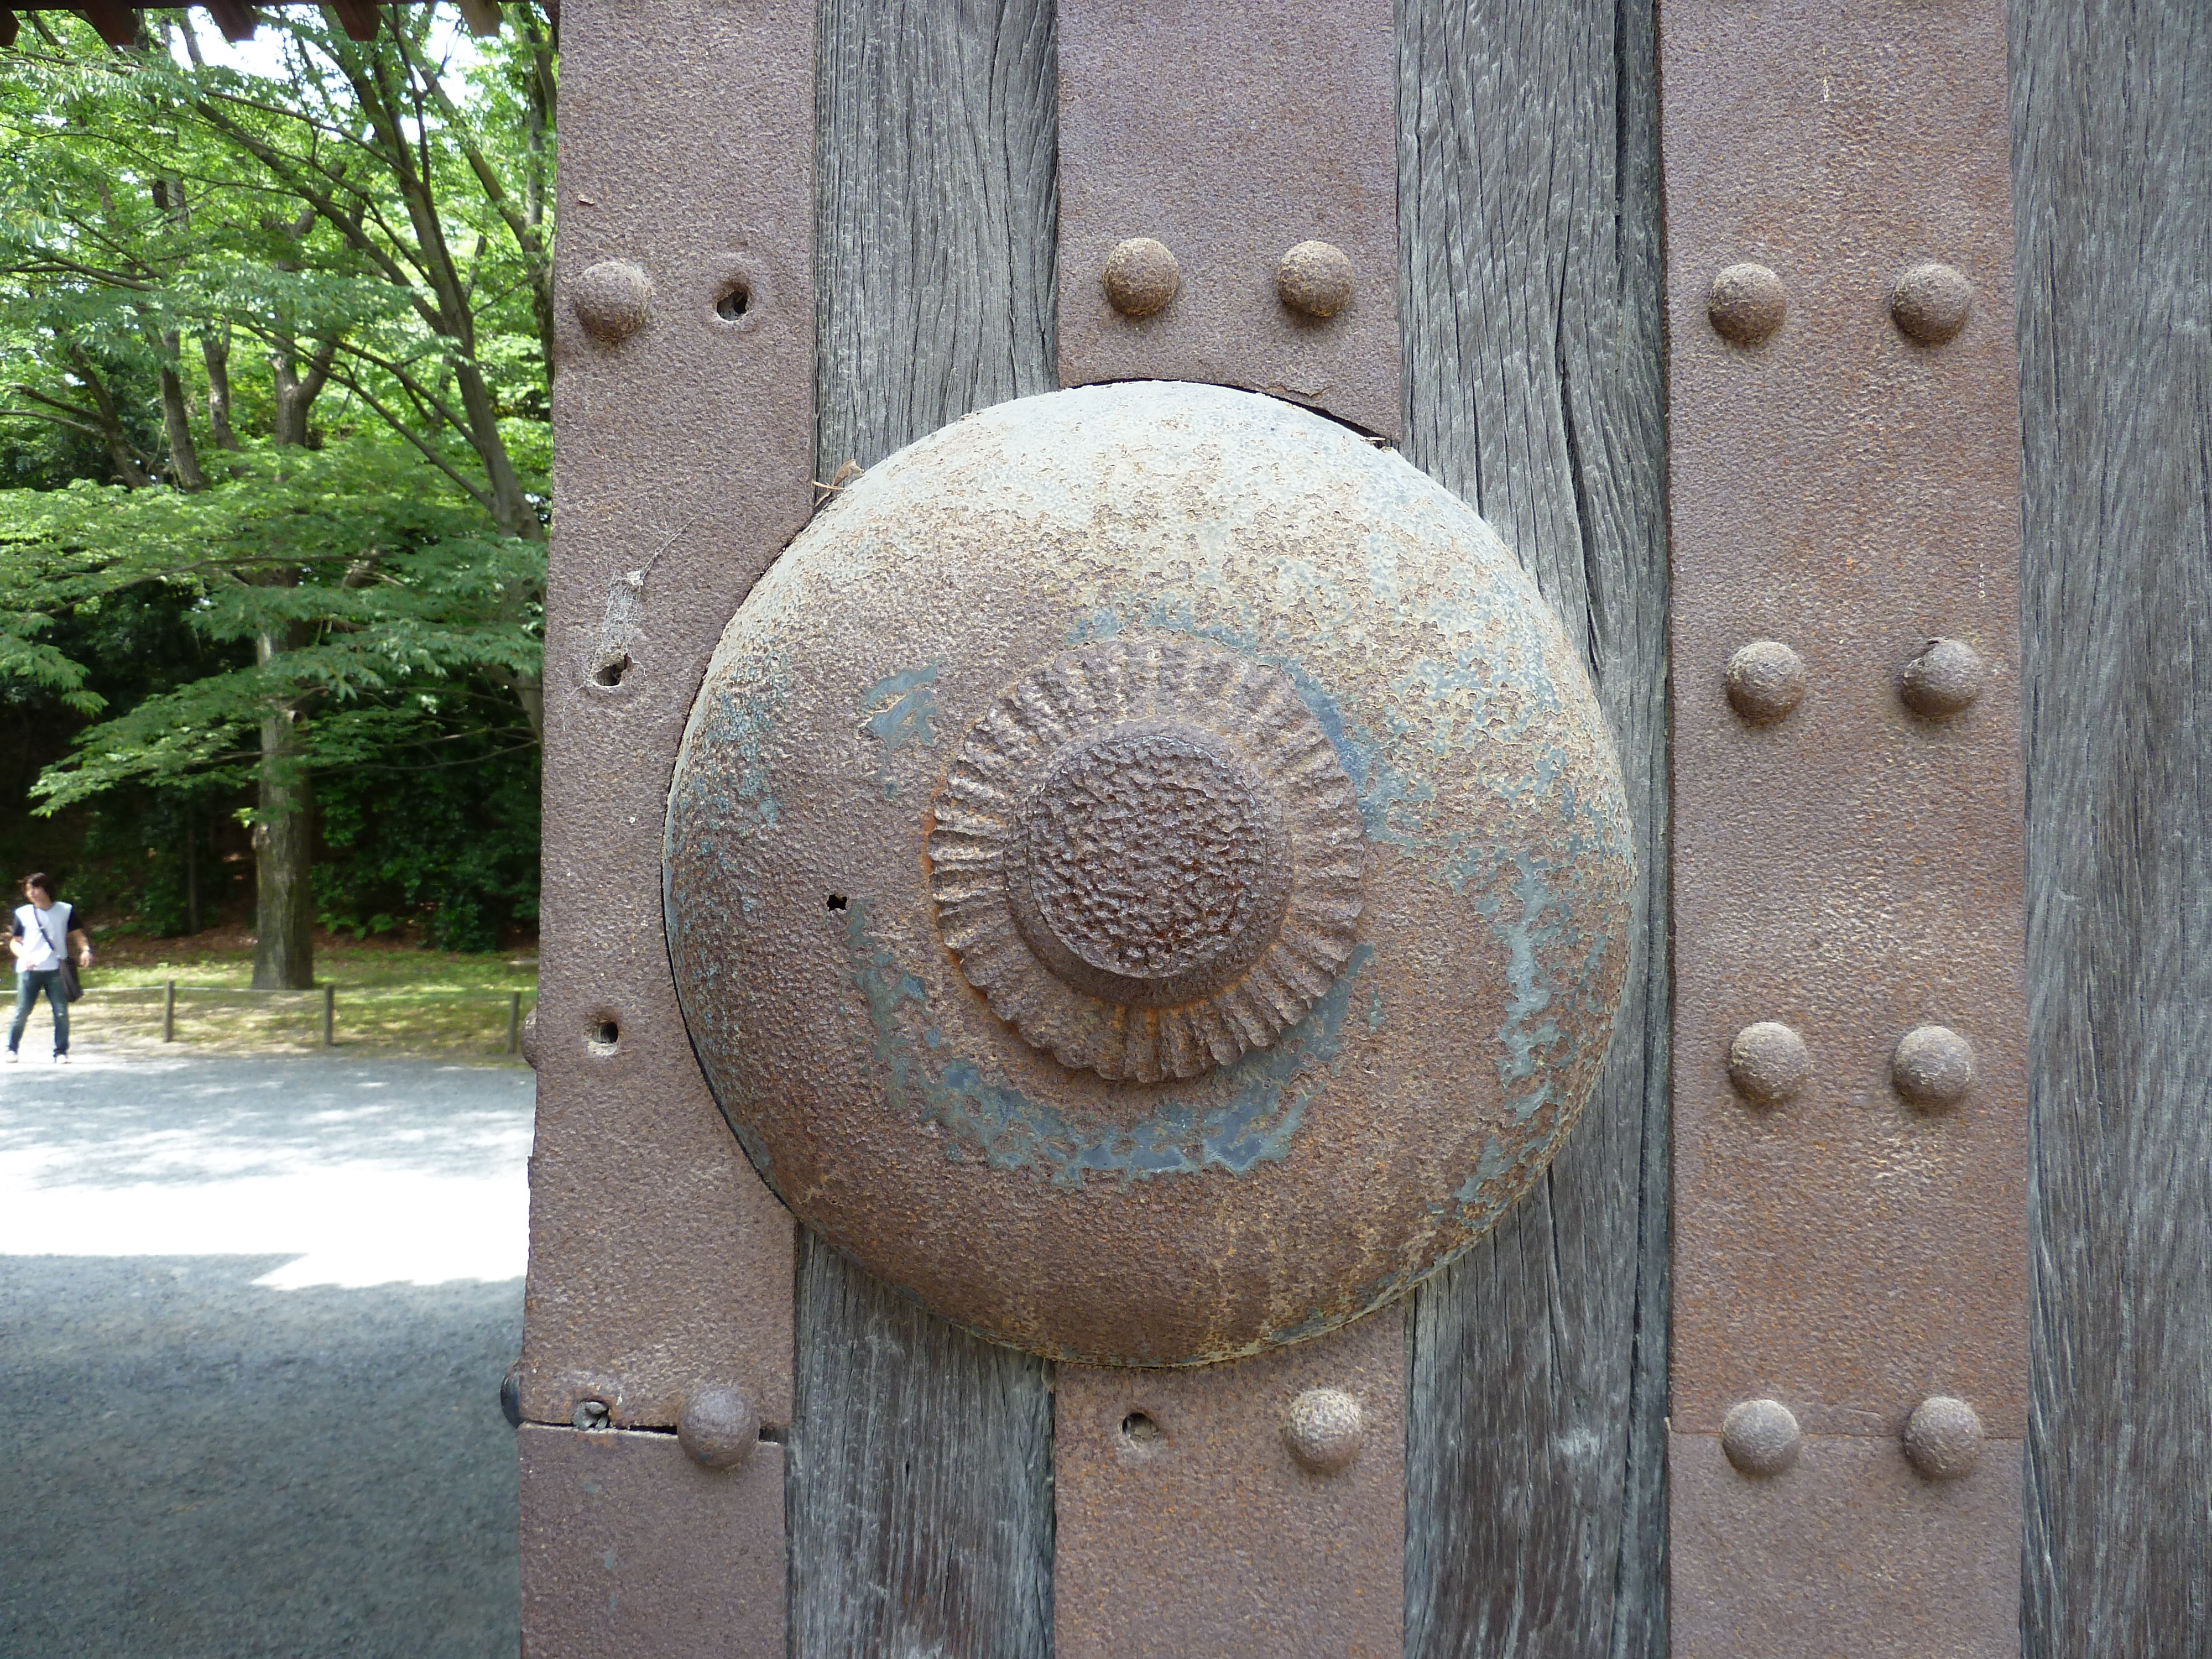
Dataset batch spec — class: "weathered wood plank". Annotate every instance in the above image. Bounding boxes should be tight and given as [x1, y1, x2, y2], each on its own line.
[792, 2, 1058, 1653]
[801, 1, 1671, 1651]
[1397, 2, 1672, 1655]
[2013, 1, 2212, 1650]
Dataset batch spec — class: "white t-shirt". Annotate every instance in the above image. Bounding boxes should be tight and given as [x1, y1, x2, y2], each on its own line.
[14, 902, 71, 973]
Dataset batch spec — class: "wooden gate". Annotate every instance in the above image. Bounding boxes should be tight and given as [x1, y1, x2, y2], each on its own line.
[521, 0, 2212, 1652]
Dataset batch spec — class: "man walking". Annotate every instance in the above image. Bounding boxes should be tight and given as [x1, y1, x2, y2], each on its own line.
[10, 873, 91, 1063]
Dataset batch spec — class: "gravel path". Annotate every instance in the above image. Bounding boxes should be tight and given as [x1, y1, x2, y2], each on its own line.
[0, 1052, 531, 1657]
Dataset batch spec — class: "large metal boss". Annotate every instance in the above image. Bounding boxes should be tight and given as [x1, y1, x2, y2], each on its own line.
[665, 382, 1635, 1366]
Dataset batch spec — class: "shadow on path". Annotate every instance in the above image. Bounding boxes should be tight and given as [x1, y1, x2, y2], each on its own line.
[0, 1053, 530, 1657]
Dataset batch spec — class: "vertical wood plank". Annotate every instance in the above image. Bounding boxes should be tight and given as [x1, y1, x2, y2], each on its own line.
[793, 2, 1059, 1653]
[1397, 2, 1672, 1655]
[2013, 0, 2212, 1649]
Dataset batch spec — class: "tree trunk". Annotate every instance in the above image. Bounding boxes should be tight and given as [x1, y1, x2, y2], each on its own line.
[158, 331, 206, 490]
[270, 333, 336, 447]
[65, 350, 153, 488]
[252, 627, 315, 990]
[185, 807, 200, 935]
[251, 330, 328, 988]
[201, 329, 238, 450]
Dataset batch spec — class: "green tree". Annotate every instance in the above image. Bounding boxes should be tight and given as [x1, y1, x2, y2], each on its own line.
[0, 4, 552, 982]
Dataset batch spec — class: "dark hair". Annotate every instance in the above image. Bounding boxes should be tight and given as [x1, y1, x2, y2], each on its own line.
[23, 873, 53, 899]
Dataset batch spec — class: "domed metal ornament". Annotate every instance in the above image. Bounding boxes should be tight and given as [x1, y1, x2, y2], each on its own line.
[665, 381, 1635, 1367]
[928, 635, 1365, 1082]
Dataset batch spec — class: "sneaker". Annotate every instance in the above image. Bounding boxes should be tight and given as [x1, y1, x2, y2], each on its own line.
[53, 1052, 69, 1064]
[3, 1051, 14, 1063]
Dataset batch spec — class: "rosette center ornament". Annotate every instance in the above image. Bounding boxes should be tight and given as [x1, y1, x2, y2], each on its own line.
[927, 638, 1365, 1082]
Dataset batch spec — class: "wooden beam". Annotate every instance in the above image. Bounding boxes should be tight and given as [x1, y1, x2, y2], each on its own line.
[77, 0, 137, 44]
[2018, 0, 2212, 1649]
[325, 0, 379, 39]
[200, 0, 255, 41]
[454, 0, 498, 34]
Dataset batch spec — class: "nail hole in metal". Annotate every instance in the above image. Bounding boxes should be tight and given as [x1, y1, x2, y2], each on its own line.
[573, 1399, 611, 1431]
[589, 1019, 620, 1056]
[716, 282, 752, 322]
[593, 651, 630, 689]
[826, 894, 848, 911]
[1120, 1411, 1162, 1444]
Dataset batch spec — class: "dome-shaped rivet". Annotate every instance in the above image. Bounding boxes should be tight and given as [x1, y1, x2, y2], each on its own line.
[1891, 263, 1974, 344]
[1283, 1387, 1365, 1474]
[571, 259, 653, 342]
[1892, 1024, 1975, 1110]
[1709, 263, 1787, 345]
[677, 1383, 760, 1470]
[1900, 637, 1985, 718]
[1277, 241, 1356, 319]
[1726, 640, 1808, 724]
[1720, 1397, 1802, 1476]
[1729, 1021, 1812, 1106]
[1103, 237, 1180, 318]
[1903, 1395, 1985, 1480]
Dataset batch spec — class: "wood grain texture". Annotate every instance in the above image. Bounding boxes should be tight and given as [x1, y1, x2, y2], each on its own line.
[2013, 0, 2212, 1649]
[793, 2, 1058, 1653]
[800, 1, 1670, 1651]
[1397, 2, 1672, 1656]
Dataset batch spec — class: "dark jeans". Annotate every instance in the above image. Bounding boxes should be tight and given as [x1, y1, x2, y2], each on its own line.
[11, 968, 67, 1055]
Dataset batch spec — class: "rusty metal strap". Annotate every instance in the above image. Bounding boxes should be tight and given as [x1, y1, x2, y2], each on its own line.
[1050, 2, 1407, 1652]
[1056, 0, 1400, 440]
[1662, 0, 2027, 1651]
[524, 0, 815, 1652]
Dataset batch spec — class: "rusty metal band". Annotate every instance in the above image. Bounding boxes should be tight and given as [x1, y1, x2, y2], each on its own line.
[1055, 0, 1401, 441]
[1662, 0, 2028, 1651]
[1052, 2, 1406, 1651]
[521, 0, 815, 1652]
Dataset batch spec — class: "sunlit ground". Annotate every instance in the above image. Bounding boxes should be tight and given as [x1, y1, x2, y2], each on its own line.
[0, 1049, 531, 1656]
[0, 1050, 531, 1286]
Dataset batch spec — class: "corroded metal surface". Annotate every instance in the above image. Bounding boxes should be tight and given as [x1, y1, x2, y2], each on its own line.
[1663, 0, 2026, 1644]
[928, 636, 1364, 1081]
[1055, 1308, 1405, 1657]
[519, 1424, 785, 1659]
[1670, 1430, 2022, 1657]
[1056, 0, 1399, 439]
[524, 0, 808, 1440]
[665, 380, 1633, 1367]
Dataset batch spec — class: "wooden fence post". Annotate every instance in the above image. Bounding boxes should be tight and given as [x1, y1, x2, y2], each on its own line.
[162, 979, 176, 1043]
[322, 984, 335, 1048]
[508, 992, 523, 1055]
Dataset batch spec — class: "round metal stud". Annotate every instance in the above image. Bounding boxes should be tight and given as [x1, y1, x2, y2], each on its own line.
[1900, 637, 1985, 718]
[677, 1383, 760, 1470]
[1720, 1397, 1802, 1476]
[665, 382, 1635, 1367]
[499, 1360, 523, 1429]
[1276, 240, 1356, 319]
[1708, 263, 1787, 345]
[1103, 237, 1180, 318]
[1890, 263, 1974, 344]
[1892, 1024, 1976, 1110]
[1283, 1387, 1365, 1474]
[1725, 640, 1808, 724]
[1728, 1020, 1811, 1107]
[1903, 1395, 1985, 1480]
[570, 259, 653, 342]
[931, 644, 1361, 1081]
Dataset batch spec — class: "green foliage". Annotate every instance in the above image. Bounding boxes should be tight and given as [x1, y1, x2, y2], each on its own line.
[0, 437, 542, 807]
[0, 6, 556, 951]
[315, 728, 540, 952]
